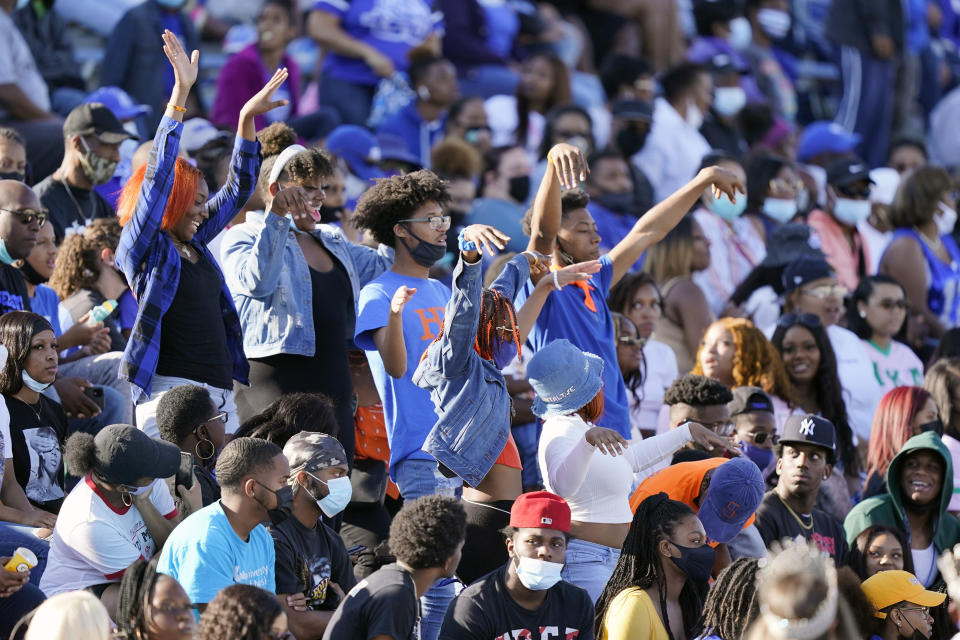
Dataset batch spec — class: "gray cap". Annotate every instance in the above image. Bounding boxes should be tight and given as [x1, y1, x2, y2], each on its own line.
[94, 424, 180, 485]
[283, 432, 348, 474]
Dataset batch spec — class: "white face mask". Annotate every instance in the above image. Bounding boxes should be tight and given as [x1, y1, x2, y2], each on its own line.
[713, 86, 747, 117]
[686, 100, 704, 130]
[762, 197, 799, 223]
[757, 8, 791, 39]
[936, 202, 958, 236]
[514, 555, 563, 591]
[727, 16, 752, 50]
[832, 197, 871, 226]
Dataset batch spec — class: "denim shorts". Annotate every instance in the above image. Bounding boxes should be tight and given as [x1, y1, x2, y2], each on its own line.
[561, 537, 621, 604]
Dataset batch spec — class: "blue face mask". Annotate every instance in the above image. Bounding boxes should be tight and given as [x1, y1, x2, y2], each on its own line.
[0, 237, 15, 266]
[21, 369, 51, 392]
[762, 197, 798, 223]
[742, 442, 775, 472]
[307, 472, 352, 517]
[710, 192, 747, 221]
[155, 0, 187, 8]
[493, 340, 518, 370]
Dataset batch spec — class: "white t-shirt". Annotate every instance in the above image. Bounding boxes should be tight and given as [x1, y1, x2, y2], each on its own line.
[484, 94, 545, 159]
[0, 11, 50, 118]
[0, 395, 10, 490]
[943, 434, 960, 512]
[628, 339, 678, 441]
[827, 324, 883, 444]
[40, 476, 177, 595]
[913, 543, 938, 587]
[862, 339, 925, 395]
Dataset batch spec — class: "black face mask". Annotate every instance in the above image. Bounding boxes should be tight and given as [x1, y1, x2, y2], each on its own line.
[508, 175, 531, 203]
[0, 171, 25, 182]
[319, 204, 344, 224]
[669, 541, 716, 585]
[594, 192, 639, 217]
[919, 419, 944, 436]
[254, 480, 294, 525]
[399, 226, 447, 268]
[18, 260, 47, 285]
[616, 128, 649, 157]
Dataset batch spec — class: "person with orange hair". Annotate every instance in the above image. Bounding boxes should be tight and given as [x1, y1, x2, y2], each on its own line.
[863, 386, 940, 500]
[115, 31, 289, 439]
[692, 317, 795, 429]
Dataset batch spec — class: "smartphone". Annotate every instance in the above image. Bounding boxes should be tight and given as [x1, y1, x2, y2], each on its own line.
[346, 545, 367, 556]
[83, 386, 105, 411]
[176, 451, 194, 490]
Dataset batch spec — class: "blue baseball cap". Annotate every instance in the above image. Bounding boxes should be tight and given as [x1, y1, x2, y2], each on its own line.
[698, 457, 765, 544]
[797, 121, 861, 162]
[325, 125, 385, 182]
[377, 133, 422, 169]
[83, 86, 150, 121]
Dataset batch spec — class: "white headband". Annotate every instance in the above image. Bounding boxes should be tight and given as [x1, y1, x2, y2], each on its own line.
[268, 144, 307, 186]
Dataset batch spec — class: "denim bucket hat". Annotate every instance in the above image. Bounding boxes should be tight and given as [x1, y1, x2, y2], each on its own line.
[528, 339, 604, 418]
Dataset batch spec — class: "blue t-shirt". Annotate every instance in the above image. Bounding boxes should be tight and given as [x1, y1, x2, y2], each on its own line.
[157, 501, 276, 604]
[355, 270, 450, 479]
[479, 0, 519, 58]
[30, 285, 61, 334]
[313, 0, 443, 87]
[515, 254, 631, 438]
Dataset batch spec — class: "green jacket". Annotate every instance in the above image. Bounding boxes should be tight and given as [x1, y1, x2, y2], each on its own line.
[844, 431, 960, 552]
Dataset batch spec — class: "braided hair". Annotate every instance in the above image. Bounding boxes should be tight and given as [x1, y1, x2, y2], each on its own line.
[115, 556, 161, 640]
[697, 557, 761, 639]
[595, 493, 705, 640]
[419, 287, 522, 365]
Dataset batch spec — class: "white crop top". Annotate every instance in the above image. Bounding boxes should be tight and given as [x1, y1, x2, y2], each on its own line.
[537, 416, 693, 523]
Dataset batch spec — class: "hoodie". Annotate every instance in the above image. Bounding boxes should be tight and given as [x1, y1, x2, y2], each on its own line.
[844, 432, 960, 555]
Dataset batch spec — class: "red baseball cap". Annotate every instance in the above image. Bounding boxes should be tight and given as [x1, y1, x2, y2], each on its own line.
[510, 491, 571, 533]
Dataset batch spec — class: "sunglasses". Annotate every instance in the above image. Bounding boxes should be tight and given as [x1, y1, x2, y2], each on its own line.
[0, 207, 47, 227]
[702, 420, 734, 436]
[399, 215, 451, 231]
[618, 336, 644, 346]
[801, 284, 848, 300]
[837, 186, 871, 199]
[746, 431, 779, 445]
[778, 312, 823, 329]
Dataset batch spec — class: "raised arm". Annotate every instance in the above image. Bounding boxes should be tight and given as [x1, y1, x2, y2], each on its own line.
[607, 166, 743, 287]
[515, 258, 602, 344]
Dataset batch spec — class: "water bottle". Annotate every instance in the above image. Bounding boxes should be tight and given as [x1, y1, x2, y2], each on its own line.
[87, 299, 117, 326]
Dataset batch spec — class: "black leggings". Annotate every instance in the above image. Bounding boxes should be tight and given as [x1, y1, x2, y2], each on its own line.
[458, 499, 514, 585]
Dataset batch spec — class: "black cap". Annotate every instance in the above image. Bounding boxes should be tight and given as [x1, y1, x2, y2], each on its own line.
[782, 255, 833, 293]
[707, 53, 746, 76]
[729, 386, 775, 417]
[780, 414, 836, 454]
[611, 99, 653, 122]
[94, 424, 180, 485]
[826, 157, 874, 188]
[63, 102, 133, 144]
[759, 223, 825, 268]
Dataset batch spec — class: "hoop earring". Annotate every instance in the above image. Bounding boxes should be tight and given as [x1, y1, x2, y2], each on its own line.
[121, 489, 132, 507]
[195, 437, 215, 461]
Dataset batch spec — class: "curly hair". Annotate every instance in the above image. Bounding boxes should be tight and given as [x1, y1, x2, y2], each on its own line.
[691, 318, 793, 402]
[118, 156, 202, 232]
[257, 121, 298, 157]
[663, 374, 733, 407]
[430, 138, 482, 179]
[196, 584, 282, 640]
[64, 431, 97, 477]
[520, 188, 591, 237]
[48, 218, 122, 300]
[388, 495, 466, 569]
[156, 384, 214, 446]
[865, 386, 933, 490]
[234, 392, 339, 446]
[596, 493, 704, 640]
[215, 437, 283, 491]
[352, 170, 450, 246]
[0, 311, 54, 395]
[259, 146, 334, 197]
[697, 557, 761, 640]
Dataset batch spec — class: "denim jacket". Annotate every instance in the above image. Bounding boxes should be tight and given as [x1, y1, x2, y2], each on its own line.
[221, 209, 394, 359]
[413, 253, 530, 487]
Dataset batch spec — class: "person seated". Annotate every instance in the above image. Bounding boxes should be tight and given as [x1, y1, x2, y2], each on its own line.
[655, 374, 733, 443]
[38, 425, 181, 618]
[445, 96, 493, 155]
[197, 584, 291, 640]
[436, 0, 519, 99]
[754, 415, 850, 566]
[438, 491, 594, 640]
[155, 384, 226, 510]
[16, 591, 108, 640]
[698, 558, 762, 640]
[584, 150, 643, 268]
[269, 432, 357, 639]
[861, 570, 945, 640]
[845, 432, 960, 588]
[728, 386, 779, 477]
[323, 496, 466, 640]
[234, 392, 340, 448]
[849, 525, 914, 580]
[115, 556, 195, 640]
[157, 437, 294, 612]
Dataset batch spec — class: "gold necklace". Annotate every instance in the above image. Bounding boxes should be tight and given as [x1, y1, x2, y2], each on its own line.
[777, 492, 814, 531]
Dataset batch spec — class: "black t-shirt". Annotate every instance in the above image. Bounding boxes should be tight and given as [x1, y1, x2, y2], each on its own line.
[34, 175, 116, 241]
[267, 514, 357, 609]
[195, 463, 221, 507]
[438, 565, 596, 640]
[155, 252, 233, 389]
[322, 563, 419, 640]
[0, 264, 29, 315]
[4, 394, 68, 514]
[754, 490, 850, 566]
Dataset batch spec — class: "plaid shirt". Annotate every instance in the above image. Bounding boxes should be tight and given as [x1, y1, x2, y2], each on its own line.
[116, 116, 260, 400]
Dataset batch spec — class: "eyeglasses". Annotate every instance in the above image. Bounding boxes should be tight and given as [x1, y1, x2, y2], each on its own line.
[204, 412, 227, 424]
[897, 606, 930, 616]
[618, 336, 644, 346]
[800, 284, 848, 300]
[399, 215, 451, 231]
[777, 312, 823, 329]
[874, 298, 907, 311]
[0, 207, 47, 227]
[701, 420, 735, 436]
[837, 186, 871, 199]
[746, 431, 779, 445]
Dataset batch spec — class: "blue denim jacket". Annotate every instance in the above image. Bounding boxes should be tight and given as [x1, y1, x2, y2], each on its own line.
[413, 253, 530, 487]
[220, 209, 394, 358]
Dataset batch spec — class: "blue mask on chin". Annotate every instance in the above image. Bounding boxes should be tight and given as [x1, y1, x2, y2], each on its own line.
[742, 442, 775, 472]
[493, 341, 518, 370]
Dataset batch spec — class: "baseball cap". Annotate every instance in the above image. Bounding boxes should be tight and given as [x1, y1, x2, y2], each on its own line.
[706, 53, 747, 76]
[826, 157, 874, 188]
[93, 424, 180, 485]
[779, 414, 836, 455]
[797, 121, 861, 162]
[283, 432, 348, 474]
[861, 570, 945, 618]
[63, 103, 134, 145]
[181, 118, 231, 154]
[325, 125, 385, 182]
[611, 99, 653, 122]
[377, 133, 422, 169]
[728, 386, 775, 417]
[509, 491, 571, 533]
[83, 87, 150, 122]
[698, 457, 764, 544]
[782, 255, 833, 293]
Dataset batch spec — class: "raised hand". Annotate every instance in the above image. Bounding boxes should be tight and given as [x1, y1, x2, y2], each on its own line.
[554, 260, 602, 287]
[241, 67, 290, 118]
[699, 166, 745, 203]
[162, 30, 199, 90]
[585, 426, 628, 457]
[547, 143, 589, 189]
[688, 422, 741, 457]
[390, 285, 416, 315]
[522, 250, 551, 275]
[461, 224, 509, 256]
